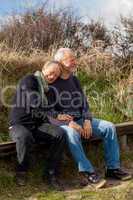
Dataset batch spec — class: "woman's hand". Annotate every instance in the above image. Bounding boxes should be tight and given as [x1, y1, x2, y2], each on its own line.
[69, 121, 84, 135]
[57, 114, 73, 122]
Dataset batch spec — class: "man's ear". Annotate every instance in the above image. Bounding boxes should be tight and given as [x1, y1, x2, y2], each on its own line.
[59, 66, 63, 75]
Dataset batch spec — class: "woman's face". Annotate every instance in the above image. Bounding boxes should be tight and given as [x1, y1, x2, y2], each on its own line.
[43, 64, 61, 83]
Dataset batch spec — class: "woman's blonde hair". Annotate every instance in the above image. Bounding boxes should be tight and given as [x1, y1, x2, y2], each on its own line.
[42, 60, 62, 72]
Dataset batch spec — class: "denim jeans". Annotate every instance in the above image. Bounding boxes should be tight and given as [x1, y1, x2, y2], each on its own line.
[61, 118, 120, 173]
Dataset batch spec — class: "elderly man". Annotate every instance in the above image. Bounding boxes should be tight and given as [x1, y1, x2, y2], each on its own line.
[47, 48, 132, 188]
[9, 61, 66, 188]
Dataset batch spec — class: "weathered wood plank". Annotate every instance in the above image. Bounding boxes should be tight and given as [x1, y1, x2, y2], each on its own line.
[0, 141, 16, 152]
[115, 121, 133, 136]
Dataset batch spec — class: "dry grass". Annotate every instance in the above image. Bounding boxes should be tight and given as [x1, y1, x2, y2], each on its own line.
[0, 43, 53, 73]
[115, 70, 133, 119]
[78, 48, 114, 76]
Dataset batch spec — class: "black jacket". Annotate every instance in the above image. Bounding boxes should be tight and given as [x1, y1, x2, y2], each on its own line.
[9, 74, 49, 129]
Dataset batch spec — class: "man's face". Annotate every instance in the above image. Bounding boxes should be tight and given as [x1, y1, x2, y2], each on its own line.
[61, 53, 77, 73]
[43, 64, 61, 83]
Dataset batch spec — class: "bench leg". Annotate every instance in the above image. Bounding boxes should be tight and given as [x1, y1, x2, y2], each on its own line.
[120, 135, 129, 151]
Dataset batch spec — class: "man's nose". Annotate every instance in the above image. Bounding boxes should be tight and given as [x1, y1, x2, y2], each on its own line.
[71, 62, 76, 67]
[72, 60, 76, 65]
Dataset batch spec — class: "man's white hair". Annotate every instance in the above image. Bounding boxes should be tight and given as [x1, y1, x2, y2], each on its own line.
[54, 48, 74, 62]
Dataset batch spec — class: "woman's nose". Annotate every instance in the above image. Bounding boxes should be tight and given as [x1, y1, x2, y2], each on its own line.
[49, 75, 54, 79]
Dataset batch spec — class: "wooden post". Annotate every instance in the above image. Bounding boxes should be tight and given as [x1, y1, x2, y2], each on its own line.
[119, 135, 129, 151]
[115, 121, 133, 151]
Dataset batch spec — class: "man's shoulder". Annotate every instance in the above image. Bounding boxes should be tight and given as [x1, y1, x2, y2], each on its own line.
[70, 74, 82, 91]
[71, 74, 80, 83]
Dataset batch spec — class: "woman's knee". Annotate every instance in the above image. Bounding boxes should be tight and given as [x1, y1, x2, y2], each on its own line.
[16, 133, 33, 149]
[12, 125, 34, 144]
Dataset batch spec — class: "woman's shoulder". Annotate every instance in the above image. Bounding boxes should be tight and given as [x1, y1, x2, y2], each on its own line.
[19, 74, 38, 88]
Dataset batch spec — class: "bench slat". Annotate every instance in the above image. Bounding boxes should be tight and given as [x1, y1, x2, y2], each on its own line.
[0, 121, 133, 156]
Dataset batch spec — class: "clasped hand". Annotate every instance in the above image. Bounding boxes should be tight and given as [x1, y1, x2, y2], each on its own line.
[57, 114, 92, 139]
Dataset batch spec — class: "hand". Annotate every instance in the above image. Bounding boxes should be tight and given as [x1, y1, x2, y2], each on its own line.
[57, 114, 73, 122]
[69, 121, 84, 135]
[83, 120, 92, 139]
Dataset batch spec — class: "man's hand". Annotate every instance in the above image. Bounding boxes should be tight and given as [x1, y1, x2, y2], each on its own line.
[57, 114, 73, 122]
[83, 120, 92, 139]
[69, 121, 84, 135]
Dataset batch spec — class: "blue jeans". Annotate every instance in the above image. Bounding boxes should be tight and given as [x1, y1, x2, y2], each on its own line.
[61, 118, 120, 173]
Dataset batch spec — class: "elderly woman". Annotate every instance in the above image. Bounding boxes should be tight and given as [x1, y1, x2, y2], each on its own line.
[9, 61, 66, 189]
[47, 48, 132, 189]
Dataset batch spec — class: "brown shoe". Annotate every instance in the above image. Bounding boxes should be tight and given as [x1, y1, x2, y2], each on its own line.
[80, 172, 106, 189]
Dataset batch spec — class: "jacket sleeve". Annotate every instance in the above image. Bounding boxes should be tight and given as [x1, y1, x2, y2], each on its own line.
[73, 76, 92, 121]
[19, 75, 48, 120]
[46, 86, 60, 118]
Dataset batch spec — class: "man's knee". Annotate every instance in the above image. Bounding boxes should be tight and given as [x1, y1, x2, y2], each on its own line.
[103, 121, 116, 139]
[105, 121, 116, 132]
[106, 121, 115, 128]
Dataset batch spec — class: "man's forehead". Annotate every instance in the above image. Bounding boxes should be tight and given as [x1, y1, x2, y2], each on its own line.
[63, 52, 75, 60]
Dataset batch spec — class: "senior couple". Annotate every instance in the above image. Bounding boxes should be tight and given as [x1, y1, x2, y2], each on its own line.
[9, 48, 132, 189]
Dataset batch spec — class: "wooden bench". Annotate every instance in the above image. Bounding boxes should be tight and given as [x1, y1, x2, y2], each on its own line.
[0, 121, 133, 157]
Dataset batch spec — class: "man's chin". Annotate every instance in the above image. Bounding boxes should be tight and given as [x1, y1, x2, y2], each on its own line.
[70, 68, 76, 73]
[65, 67, 76, 73]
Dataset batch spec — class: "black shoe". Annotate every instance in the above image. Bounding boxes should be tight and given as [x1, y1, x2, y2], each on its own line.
[15, 172, 27, 186]
[80, 172, 106, 189]
[105, 168, 132, 181]
[44, 170, 62, 191]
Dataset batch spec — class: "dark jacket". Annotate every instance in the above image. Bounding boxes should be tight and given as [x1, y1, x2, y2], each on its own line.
[9, 74, 49, 129]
